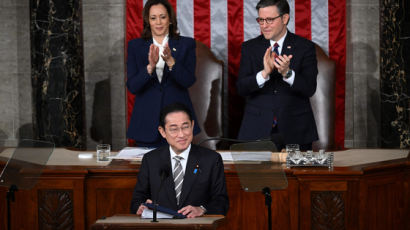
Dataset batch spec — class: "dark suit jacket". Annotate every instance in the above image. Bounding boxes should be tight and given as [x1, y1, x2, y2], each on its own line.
[237, 32, 319, 145]
[126, 36, 200, 145]
[130, 144, 229, 215]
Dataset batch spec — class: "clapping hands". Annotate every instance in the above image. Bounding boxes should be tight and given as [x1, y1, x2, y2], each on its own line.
[147, 43, 175, 75]
[262, 46, 293, 78]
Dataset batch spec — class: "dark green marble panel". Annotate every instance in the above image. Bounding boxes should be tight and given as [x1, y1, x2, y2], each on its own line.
[380, 0, 410, 148]
[30, 0, 85, 149]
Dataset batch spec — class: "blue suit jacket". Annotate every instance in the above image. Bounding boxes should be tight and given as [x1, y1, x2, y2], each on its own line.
[237, 32, 319, 145]
[126, 36, 200, 145]
[130, 144, 229, 215]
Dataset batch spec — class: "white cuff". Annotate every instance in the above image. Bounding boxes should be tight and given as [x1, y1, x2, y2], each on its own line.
[283, 70, 295, 85]
[256, 71, 270, 88]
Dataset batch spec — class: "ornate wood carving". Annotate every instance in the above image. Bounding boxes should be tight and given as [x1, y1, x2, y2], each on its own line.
[311, 191, 345, 230]
[38, 190, 74, 230]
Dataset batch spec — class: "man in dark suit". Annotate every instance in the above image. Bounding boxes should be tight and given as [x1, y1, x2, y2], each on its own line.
[237, 0, 319, 151]
[130, 103, 229, 218]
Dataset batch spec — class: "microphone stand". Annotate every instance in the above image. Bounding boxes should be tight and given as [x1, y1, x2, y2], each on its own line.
[6, 184, 18, 230]
[152, 204, 159, 222]
[152, 167, 169, 223]
[262, 187, 272, 230]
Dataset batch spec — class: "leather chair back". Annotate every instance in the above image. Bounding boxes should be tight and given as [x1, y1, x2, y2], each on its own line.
[310, 45, 336, 151]
[190, 41, 224, 150]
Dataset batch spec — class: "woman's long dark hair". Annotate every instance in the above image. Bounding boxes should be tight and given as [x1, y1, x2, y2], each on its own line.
[141, 0, 180, 40]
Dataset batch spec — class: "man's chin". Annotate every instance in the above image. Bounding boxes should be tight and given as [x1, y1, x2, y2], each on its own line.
[175, 145, 188, 153]
[262, 34, 272, 40]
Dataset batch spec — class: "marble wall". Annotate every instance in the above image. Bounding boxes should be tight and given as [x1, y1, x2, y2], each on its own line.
[344, 0, 381, 148]
[31, 0, 86, 149]
[0, 0, 408, 150]
[82, 0, 126, 150]
[379, 0, 410, 148]
[0, 1, 32, 147]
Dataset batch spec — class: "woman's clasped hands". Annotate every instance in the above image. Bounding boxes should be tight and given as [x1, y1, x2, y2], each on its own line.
[147, 43, 175, 75]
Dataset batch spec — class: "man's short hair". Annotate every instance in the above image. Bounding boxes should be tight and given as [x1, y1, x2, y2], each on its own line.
[159, 103, 193, 128]
[256, 0, 290, 16]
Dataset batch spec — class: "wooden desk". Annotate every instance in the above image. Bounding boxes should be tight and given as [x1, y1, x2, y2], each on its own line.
[91, 215, 225, 230]
[0, 148, 409, 230]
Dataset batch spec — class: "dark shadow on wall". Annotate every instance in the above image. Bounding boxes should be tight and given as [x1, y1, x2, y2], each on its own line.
[0, 129, 8, 147]
[203, 78, 221, 137]
[90, 79, 112, 145]
[17, 123, 34, 140]
[354, 42, 380, 147]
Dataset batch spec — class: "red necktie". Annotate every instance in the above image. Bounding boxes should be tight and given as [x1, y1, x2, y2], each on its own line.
[272, 42, 279, 58]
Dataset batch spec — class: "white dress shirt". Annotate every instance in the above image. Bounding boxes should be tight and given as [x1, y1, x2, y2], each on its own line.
[170, 144, 191, 174]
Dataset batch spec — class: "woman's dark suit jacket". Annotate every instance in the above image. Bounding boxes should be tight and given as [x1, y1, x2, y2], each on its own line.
[126, 36, 200, 145]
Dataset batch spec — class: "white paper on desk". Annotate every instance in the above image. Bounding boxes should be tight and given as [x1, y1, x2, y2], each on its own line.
[219, 152, 233, 161]
[230, 151, 272, 161]
[111, 147, 155, 159]
[141, 208, 173, 219]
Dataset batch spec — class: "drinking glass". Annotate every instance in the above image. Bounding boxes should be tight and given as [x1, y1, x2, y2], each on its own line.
[97, 144, 111, 162]
[316, 149, 328, 164]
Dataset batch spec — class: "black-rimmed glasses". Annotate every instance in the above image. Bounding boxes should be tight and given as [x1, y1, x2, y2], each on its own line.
[256, 15, 283, 25]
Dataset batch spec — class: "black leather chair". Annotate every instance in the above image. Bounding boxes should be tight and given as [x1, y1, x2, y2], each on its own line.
[189, 41, 223, 150]
[310, 45, 336, 151]
[190, 42, 336, 151]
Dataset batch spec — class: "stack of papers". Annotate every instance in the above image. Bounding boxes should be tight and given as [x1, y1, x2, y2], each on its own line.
[110, 147, 155, 160]
[141, 208, 173, 219]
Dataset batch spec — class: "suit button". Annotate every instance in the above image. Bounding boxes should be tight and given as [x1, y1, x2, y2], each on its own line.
[273, 90, 277, 94]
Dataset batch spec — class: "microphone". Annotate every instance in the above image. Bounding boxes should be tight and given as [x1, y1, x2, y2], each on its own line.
[152, 165, 170, 222]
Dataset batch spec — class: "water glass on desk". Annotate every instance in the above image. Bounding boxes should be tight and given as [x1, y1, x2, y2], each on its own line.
[286, 144, 301, 164]
[286, 144, 299, 154]
[97, 144, 111, 162]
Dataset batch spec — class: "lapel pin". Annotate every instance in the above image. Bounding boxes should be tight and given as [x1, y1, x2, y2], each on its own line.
[193, 165, 200, 174]
[287, 46, 291, 49]
[172, 48, 176, 51]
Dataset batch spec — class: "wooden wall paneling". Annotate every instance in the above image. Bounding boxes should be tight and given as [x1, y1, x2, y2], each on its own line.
[361, 169, 406, 230]
[345, 180, 360, 230]
[86, 176, 137, 229]
[36, 175, 87, 230]
[273, 175, 299, 230]
[38, 189, 74, 229]
[405, 166, 410, 230]
[10, 188, 38, 229]
[223, 173, 267, 230]
[311, 191, 345, 230]
[221, 172, 297, 230]
[0, 187, 6, 230]
[298, 176, 359, 230]
[4, 175, 86, 230]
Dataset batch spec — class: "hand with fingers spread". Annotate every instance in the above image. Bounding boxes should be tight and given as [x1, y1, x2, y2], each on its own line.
[136, 199, 152, 215]
[262, 46, 276, 78]
[178, 205, 205, 218]
[273, 54, 293, 77]
[147, 44, 159, 75]
[162, 43, 175, 69]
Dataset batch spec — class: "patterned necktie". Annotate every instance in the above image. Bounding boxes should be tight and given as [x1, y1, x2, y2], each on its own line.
[173, 156, 184, 205]
[273, 42, 279, 58]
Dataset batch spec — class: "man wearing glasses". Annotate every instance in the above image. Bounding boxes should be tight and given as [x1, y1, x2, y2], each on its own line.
[237, 0, 319, 151]
[130, 103, 229, 218]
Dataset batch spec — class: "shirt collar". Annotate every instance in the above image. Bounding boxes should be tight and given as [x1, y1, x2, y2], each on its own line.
[269, 30, 287, 50]
[169, 144, 191, 160]
[153, 34, 169, 47]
